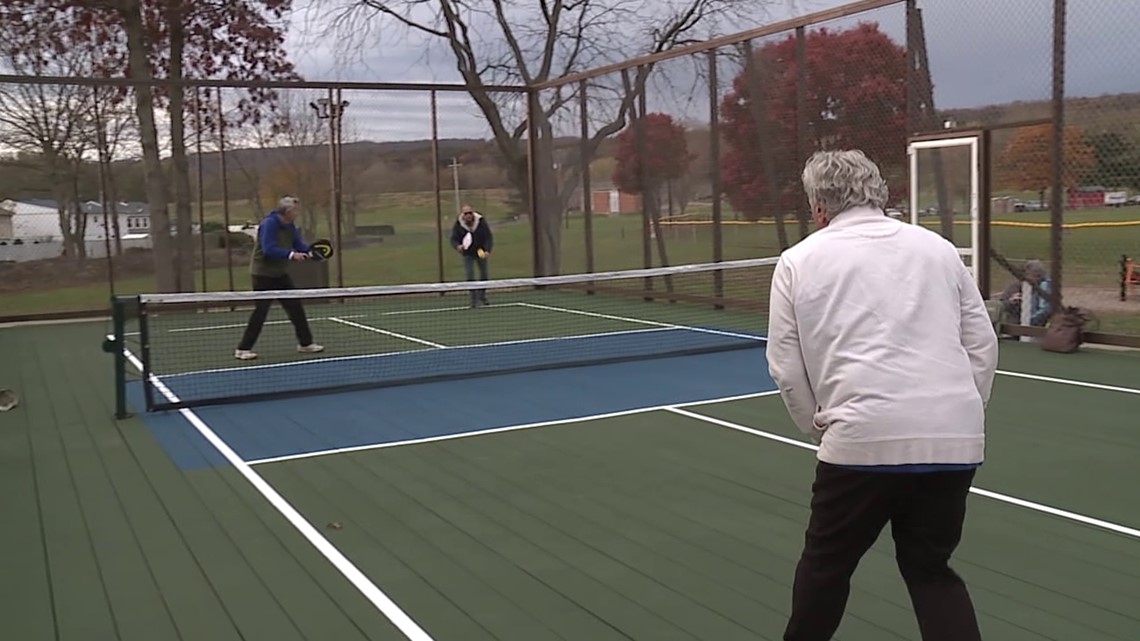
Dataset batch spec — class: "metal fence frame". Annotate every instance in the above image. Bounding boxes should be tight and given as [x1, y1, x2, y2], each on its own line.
[4, 0, 1137, 348]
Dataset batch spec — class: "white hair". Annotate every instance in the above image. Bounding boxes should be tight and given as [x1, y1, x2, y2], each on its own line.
[801, 150, 889, 215]
[279, 196, 300, 211]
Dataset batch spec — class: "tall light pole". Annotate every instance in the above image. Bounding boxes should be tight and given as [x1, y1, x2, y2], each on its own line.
[311, 91, 349, 288]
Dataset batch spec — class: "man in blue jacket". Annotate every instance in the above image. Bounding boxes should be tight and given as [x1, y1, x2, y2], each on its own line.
[234, 196, 325, 360]
[450, 204, 494, 307]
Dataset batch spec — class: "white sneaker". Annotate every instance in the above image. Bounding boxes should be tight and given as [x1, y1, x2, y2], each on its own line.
[234, 349, 258, 360]
[297, 343, 325, 354]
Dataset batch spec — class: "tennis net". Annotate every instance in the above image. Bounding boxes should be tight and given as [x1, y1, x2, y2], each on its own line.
[112, 257, 778, 412]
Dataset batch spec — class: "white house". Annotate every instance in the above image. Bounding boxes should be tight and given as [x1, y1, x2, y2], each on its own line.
[81, 201, 151, 240]
[0, 198, 57, 241]
[0, 198, 151, 242]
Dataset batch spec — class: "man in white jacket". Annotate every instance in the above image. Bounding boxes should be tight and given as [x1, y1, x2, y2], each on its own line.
[767, 150, 998, 641]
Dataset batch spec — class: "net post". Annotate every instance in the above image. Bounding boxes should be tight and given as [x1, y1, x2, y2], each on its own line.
[138, 298, 156, 412]
[110, 296, 129, 420]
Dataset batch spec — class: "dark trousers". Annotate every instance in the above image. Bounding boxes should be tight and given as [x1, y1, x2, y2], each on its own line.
[785, 462, 982, 641]
[463, 254, 489, 303]
[237, 273, 314, 350]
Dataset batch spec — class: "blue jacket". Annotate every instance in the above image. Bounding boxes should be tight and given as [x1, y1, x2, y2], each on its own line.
[251, 211, 310, 277]
[1030, 279, 1053, 326]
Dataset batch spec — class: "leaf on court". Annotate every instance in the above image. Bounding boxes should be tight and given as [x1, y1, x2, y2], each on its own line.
[0, 388, 18, 412]
[326, 521, 343, 530]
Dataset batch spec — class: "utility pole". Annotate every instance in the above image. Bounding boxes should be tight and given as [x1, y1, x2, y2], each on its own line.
[449, 157, 462, 216]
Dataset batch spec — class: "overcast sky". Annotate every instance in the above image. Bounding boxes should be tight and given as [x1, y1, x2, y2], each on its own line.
[276, 0, 1140, 144]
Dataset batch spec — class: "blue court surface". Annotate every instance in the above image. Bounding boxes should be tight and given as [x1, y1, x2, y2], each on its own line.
[129, 347, 777, 470]
[151, 324, 765, 407]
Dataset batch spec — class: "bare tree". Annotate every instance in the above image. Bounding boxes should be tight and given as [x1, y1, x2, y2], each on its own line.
[312, 0, 771, 274]
[238, 93, 337, 239]
[0, 47, 99, 260]
[91, 85, 139, 255]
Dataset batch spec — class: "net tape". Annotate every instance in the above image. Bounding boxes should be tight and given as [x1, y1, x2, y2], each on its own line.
[137, 256, 783, 305]
[134, 247, 973, 306]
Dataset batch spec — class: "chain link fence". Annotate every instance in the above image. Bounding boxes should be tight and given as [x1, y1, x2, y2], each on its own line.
[2, 0, 1137, 340]
[0, 79, 531, 318]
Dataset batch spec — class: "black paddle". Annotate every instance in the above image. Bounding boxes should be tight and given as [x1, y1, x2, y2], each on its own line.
[308, 238, 334, 261]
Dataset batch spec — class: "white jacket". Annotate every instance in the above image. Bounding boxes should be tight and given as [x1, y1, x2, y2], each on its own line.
[766, 206, 999, 466]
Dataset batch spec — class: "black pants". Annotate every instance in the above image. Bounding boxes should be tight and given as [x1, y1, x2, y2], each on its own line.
[237, 274, 314, 350]
[462, 253, 489, 304]
[785, 462, 982, 641]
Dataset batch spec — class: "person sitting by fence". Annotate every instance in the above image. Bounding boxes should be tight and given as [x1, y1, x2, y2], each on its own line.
[998, 259, 1053, 327]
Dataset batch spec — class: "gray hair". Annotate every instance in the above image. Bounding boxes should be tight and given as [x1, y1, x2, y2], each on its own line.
[801, 150, 890, 215]
[1023, 259, 1047, 279]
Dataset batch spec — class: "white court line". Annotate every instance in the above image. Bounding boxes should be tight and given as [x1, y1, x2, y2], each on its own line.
[526, 303, 1140, 396]
[155, 325, 681, 379]
[376, 303, 522, 316]
[165, 315, 369, 334]
[330, 317, 445, 348]
[245, 390, 784, 466]
[995, 369, 1140, 396]
[167, 314, 369, 335]
[666, 407, 1140, 540]
[120, 315, 370, 337]
[516, 301, 765, 343]
[121, 349, 434, 641]
[135, 303, 523, 336]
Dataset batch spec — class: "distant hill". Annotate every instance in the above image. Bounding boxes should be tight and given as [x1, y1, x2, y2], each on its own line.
[942, 91, 1140, 138]
[183, 89, 1140, 179]
[3, 90, 1138, 203]
[190, 138, 498, 180]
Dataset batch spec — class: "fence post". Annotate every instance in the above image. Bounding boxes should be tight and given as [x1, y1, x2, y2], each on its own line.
[526, 89, 542, 277]
[708, 49, 724, 307]
[432, 91, 444, 287]
[1049, 0, 1067, 310]
[578, 80, 595, 279]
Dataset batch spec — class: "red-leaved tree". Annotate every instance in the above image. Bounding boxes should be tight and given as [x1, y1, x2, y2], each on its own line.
[611, 112, 695, 271]
[612, 113, 695, 200]
[720, 23, 907, 225]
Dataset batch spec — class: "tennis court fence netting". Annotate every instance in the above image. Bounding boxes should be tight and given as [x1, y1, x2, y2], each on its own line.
[108, 257, 782, 415]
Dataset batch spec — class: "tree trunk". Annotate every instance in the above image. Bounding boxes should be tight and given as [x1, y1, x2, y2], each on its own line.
[71, 165, 88, 260]
[93, 105, 124, 255]
[167, 2, 194, 291]
[530, 114, 565, 276]
[121, 0, 175, 292]
[108, 170, 123, 255]
[646, 183, 674, 293]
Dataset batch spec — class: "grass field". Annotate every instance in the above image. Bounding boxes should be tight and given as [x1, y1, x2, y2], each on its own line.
[4, 190, 1139, 334]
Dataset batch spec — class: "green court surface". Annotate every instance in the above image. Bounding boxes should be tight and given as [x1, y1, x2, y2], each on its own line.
[2, 318, 1139, 640]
